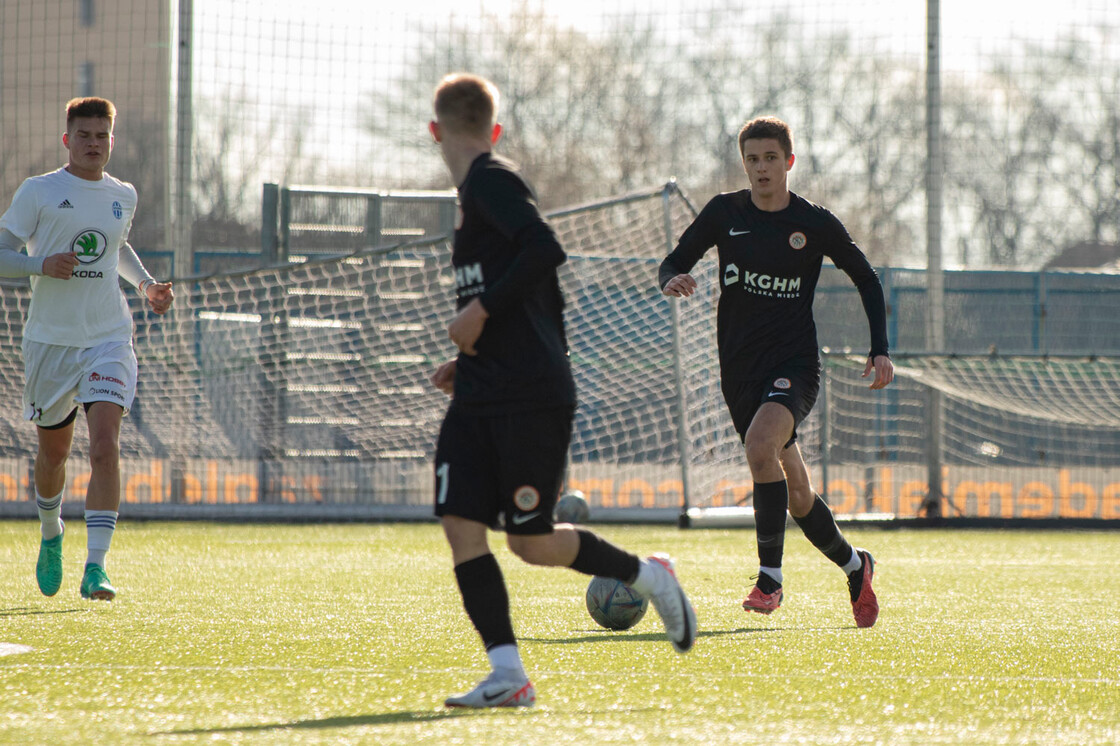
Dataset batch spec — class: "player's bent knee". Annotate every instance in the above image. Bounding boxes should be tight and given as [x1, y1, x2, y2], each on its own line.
[787, 490, 814, 518]
[506, 535, 542, 564]
[507, 533, 560, 566]
[744, 438, 781, 472]
[440, 516, 490, 561]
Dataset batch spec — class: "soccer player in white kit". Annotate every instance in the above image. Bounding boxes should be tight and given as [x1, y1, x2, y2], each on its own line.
[0, 97, 174, 600]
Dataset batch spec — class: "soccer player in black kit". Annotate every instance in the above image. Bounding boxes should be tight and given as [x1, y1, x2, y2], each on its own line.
[660, 116, 893, 628]
[428, 73, 696, 709]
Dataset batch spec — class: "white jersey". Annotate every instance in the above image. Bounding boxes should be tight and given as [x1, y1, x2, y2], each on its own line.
[0, 167, 137, 347]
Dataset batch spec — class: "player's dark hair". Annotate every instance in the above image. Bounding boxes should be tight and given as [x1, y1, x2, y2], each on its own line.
[738, 116, 793, 159]
[66, 97, 116, 129]
[433, 73, 499, 138]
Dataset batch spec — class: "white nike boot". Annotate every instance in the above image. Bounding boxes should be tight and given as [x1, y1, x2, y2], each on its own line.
[630, 553, 698, 654]
[444, 668, 536, 708]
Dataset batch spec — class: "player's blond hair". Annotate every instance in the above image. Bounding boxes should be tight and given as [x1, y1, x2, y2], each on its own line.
[738, 116, 793, 160]
[433, 73, 499, 138]
[66, 97, 116, 130]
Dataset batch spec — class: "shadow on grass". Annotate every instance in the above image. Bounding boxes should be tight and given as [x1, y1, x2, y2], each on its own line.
[158, 710, 470, 736]
[524, 620, 862, 644]
[0, 607, 85, 617]
[522, 626, 776, 645]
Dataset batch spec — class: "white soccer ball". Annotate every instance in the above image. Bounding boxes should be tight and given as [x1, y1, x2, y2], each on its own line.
[554, 489, 590, 524]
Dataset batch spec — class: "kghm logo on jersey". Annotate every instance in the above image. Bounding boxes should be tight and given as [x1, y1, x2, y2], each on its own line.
[724, 264, 739, 285]
[454, 261, 485, 297]
[71, 229, 108, 264]
[112, 201, 123, 219]
[789, 232, 807, 250]
[722, 262, 802, 298]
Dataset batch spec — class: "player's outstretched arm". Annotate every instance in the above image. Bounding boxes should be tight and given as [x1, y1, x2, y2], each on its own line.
[661, 273, 698, 298]
[862, 354, 894, 390]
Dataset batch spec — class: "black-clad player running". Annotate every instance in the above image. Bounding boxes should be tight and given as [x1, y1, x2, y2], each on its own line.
[429, 73, 696, 709]
[660, 116, 893, 628]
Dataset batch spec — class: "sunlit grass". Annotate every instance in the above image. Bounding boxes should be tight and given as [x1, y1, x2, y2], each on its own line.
[1, 522, 1118, 745]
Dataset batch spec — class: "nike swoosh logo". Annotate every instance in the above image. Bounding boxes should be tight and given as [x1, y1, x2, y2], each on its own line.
[729, 228, 750, 236]
[768, 391, 789, 397]
[483, 689, 509, 703]
[511, 512, 540, 525]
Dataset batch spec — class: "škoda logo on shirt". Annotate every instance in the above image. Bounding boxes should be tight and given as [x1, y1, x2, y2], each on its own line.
[71, 229, 108, 264]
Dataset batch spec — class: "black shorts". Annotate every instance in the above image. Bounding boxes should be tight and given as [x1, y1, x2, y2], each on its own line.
[723, 358, 820, 445]
[433, 405, 573, 535]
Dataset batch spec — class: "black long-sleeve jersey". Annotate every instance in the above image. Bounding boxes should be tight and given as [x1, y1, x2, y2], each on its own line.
[448, 152, 576, 414]
[659, 190, 889, 383]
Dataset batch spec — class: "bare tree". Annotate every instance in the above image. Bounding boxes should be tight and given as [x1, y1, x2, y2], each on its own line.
[191, 93, 315, 249]
[945, 77, 1056, 267]
[1050, 39, 1120, 250]
[364, 4, 694, 209]
[817, 45, 926, 265]
[360, 8, 1120, 270]
[678, 20, 926, 265]
[948, 34, 1117, 268]
[107, 114, 168, 252]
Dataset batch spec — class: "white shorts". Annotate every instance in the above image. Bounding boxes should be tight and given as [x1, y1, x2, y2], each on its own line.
[21, 339, 138, 427]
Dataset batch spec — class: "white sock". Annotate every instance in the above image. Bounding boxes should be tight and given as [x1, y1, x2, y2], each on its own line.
[760, 566, 783, 585]
[628, 559, 660, 598]
[841, 549, 862, 575]
[36, 491, 64, 540]
[487, 644, 524, 677]
[84, 510, 118, 568]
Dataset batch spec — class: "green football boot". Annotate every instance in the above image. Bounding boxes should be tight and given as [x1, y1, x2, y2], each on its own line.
[36, 522, 64, 597]
[80, 563, 116, 601]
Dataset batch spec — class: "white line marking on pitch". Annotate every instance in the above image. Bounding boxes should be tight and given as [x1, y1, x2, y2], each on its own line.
[0, 643, 33, 657]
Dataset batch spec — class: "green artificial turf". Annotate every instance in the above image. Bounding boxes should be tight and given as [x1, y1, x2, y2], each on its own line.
[0, 521, 1117, 745]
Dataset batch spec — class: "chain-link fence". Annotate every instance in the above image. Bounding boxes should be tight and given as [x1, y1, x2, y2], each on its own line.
[3, 0, 1119, 271]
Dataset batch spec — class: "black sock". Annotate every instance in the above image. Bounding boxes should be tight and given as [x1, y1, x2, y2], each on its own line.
[753, 571, 780, 594]
[569, 529, 641, 584]
[753, 480, 789, 571]
[846, 561, 866, 603]
[454, 554, 516, 651]
[792, 494, 854, 568]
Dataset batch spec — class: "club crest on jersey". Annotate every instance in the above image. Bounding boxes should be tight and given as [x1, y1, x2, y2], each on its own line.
[773, 377, 792, 389]
[513, 486, 541, 511]
[112, 201, 123, 219]
[789, 232, 807, 250]
[71, 229, 108, 264]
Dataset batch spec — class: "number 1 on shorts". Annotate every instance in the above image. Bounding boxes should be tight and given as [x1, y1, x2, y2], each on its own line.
[436, 462, 450, 504]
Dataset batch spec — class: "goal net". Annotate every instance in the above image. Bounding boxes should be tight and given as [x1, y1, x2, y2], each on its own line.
[804, 353, 1120, 523]
[0, 183, 724, 519]
[3, 184, 1120, 524]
